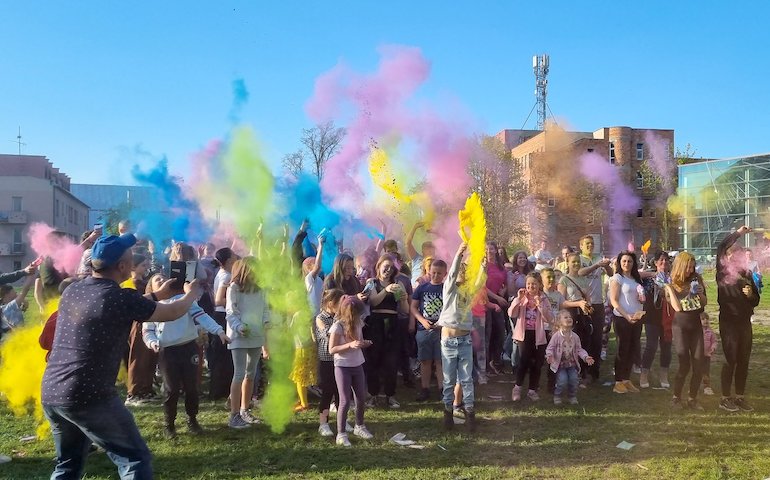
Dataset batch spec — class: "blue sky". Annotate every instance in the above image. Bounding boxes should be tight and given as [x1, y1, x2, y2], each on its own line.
[2, 1, 768, 185]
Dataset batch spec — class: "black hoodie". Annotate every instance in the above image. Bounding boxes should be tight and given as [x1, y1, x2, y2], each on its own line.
[716, 231, 760, 319]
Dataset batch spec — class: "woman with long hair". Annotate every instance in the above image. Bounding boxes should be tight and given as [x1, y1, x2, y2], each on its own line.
[557, 252, 593, 377]
[608, 251, 645, 394]
[225, 257, 270, 428]
[324, 253, 365, 298]
[363, 254, 408, 408]
[484, 242, 509, 375]
[639, 251, 673, 389]
[663, 252, 707, 410]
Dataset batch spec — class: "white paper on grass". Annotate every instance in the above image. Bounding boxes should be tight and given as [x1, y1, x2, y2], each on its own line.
[389, 433, 421, 448]
[616, 441, 635, 450]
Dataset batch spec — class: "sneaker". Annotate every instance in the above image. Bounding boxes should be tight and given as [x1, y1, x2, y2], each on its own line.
[527, 390, 540, 401]
[318, 423, 334, 437]
[719, 397, 740, 413]
[163, 425, 176, 439]
[453, 405, 466, 419]
[416, 388, 430, 402]
[386, 396, 401, 409]
[600, 349, 607, 361]
[568, 397, 579, 405]
[512, 385, 522, 402]
[553, 396, 563, 406]
[228, 413, 251, 429]
[687, 398, 704, 411]
[632, 365, 641, 375]
[364, 396, 377, 408]
[734, 397, 754, 412]
[613, 382, 628, 394]
[703, 386, 714, 396]
[186, 418, 203, 435]
[671, 397, 684, 409]
[623, 380, 640, 393]
[639, 371, 650, 389]
[329, 403, 338, 413]
[443, 409, 454, 430]
[124, 395, 148, 407]
[477, 374, 488, 385]
[336, 433, 351, 447]
[240, 410, 261, 424]
[660, 380, 671, 389]
[466, 411, 476, 433]
[352, 424, 373, 439]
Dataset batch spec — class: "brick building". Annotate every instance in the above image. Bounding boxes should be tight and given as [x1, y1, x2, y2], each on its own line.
[494, 126, 677, 256]
[0, 154, 89, 274]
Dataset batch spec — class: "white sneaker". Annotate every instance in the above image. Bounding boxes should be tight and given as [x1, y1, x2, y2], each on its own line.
[353, 424, 373, 439]
[329, 403, 337, 413]
[527, 389, 540, 401]
[386, 396, 401, 409]
[240, 410, 261, 424]
[346, 421, 353, 432]
[632, 365, 641, 374]
[703, 386, 714, 396]
[318, 423, 334, 437]
[336, 433, 351, 447]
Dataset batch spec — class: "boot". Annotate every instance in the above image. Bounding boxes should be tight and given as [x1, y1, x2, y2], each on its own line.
[164, 423, 177, 439]
[443, 409, 454, 430]
[639, 369, 650, 388]
[659, 368, 670, 388]
[466, 410, 476, 433]
[187, 416, 204, 435]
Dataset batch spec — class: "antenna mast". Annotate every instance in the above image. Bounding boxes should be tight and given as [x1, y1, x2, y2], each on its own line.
[533, 54, 550, 130]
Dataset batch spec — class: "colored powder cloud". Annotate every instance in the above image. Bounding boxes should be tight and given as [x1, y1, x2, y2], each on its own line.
[229, 78, 250, 123]
[0, 299, 59, 439]
[579, 152, 641, 254]
[28, 223, 83, 276]
[644, 131, 676, 199]
[458, 192, 487, 298]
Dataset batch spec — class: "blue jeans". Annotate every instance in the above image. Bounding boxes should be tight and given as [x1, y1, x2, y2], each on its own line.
[441, 334, 474, 411]
[43, 396, 153, 480]
[554, 366, 579, 399]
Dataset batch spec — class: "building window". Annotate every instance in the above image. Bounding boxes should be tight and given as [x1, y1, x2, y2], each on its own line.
[637, 208, 644, 218]
[11, 196, 22, 212]
[587, 148, 594, 153]
[636, 143, 644, 161]
[547, 196, 556, 208]
[13, 261, 21, 271]
[609, 208, 615, 225]
[609, 142, 616, 164]
[12, 228, 22, 253]
[650, 210, 657, 218]
[636, 172, 644, 189]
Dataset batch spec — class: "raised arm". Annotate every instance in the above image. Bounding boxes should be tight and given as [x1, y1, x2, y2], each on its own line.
[405, 222, 424, 261]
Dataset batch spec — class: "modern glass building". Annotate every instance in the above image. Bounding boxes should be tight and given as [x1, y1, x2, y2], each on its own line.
[678, 153, 770, 259]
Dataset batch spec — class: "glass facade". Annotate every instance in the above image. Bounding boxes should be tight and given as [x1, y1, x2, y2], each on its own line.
[678, 153, 770, 260]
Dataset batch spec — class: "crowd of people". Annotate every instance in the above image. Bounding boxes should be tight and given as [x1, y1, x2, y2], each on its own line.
[0, 220, 763, 478]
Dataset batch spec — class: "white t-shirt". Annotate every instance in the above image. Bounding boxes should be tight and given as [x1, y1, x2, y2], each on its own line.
[410, 255, 424, 286]
[213, 269, 231, 313]
[580, 254, 605, 304]
[534, 249, 554, 272]
[610, 273, 643, 318]
[329, 321, 365, 367]
[305, 272, 323, 317]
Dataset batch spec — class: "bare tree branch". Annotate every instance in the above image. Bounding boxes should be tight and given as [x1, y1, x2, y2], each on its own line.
[281, 150, 306, 178]
[299, 121, 346, 180]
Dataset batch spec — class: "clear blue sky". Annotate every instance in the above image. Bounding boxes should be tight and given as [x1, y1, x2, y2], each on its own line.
[2, 1, 768, 185]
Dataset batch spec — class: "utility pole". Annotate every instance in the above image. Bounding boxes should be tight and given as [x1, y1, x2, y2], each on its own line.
[12, 126, 26, 156]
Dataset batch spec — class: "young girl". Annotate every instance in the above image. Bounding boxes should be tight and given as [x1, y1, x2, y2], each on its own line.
[209, 247, 239, 401]
[315, 289, 344, 436]
[700, 312, 717, 396]
[143, 274, 229, 439]
[663, 252, 707, 410]
[226, 257, 271, 428]
[289, 296, 318, 413]
[546, 310, 594, 405]
[364, 254, 409, 408]
[609, 251, 646, 394]
[508, 272, 553, 401]
[541, 267, 565, 393]
[329, 295, 373, 447]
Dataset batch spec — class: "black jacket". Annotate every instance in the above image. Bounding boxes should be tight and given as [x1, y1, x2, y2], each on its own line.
[716, 232, 760, 319]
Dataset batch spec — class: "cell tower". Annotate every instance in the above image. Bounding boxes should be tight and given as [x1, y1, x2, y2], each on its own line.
[532, 54, 549, 130]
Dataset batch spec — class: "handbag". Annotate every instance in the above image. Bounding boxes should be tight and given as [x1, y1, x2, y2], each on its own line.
[563, 275, 594, 336]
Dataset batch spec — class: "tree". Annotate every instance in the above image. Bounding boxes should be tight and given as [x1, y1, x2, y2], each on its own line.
[299, 121, 346, 180]
[281, 150, 306, 178]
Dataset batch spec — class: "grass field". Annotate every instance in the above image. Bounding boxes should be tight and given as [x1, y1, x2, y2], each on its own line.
[1, 281, 769, 479]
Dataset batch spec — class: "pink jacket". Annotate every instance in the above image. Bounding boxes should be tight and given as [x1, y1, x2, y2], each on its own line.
[508, 292, 553, 346]
[702, 326, 717, 357]
[545, 330, 590, 373]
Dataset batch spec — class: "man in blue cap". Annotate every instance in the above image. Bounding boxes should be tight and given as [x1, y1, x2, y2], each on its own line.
[42, 233, 202, 480]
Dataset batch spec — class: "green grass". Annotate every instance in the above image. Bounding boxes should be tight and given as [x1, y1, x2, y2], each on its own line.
[2, 311, 770, 478]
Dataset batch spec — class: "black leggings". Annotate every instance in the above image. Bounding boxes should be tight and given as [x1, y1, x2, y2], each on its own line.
[363, 312, 400, 397]
[515, 330, 545, 391]
[207, 311, 234, 399]
[159, 341, 200, 425]
[672, 311, 704, 399]
[318, 360, 339, 414]
[719, 316, 753, 397]
[613, 315, 642, 382]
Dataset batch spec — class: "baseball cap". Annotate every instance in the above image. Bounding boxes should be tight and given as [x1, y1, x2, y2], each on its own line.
[91, 234, 137, 267]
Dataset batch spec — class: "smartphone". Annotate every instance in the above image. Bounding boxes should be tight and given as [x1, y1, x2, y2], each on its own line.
[184, 261, 198, 283]
[31, 255, 44, 268]
[363, 279, 376, 294]
[93, 223, 104, 236]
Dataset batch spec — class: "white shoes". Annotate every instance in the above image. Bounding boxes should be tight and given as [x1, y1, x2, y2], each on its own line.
[353, 424, 374, 439]
[318, 423, 334, 437]
[336, 433, 351, 447]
